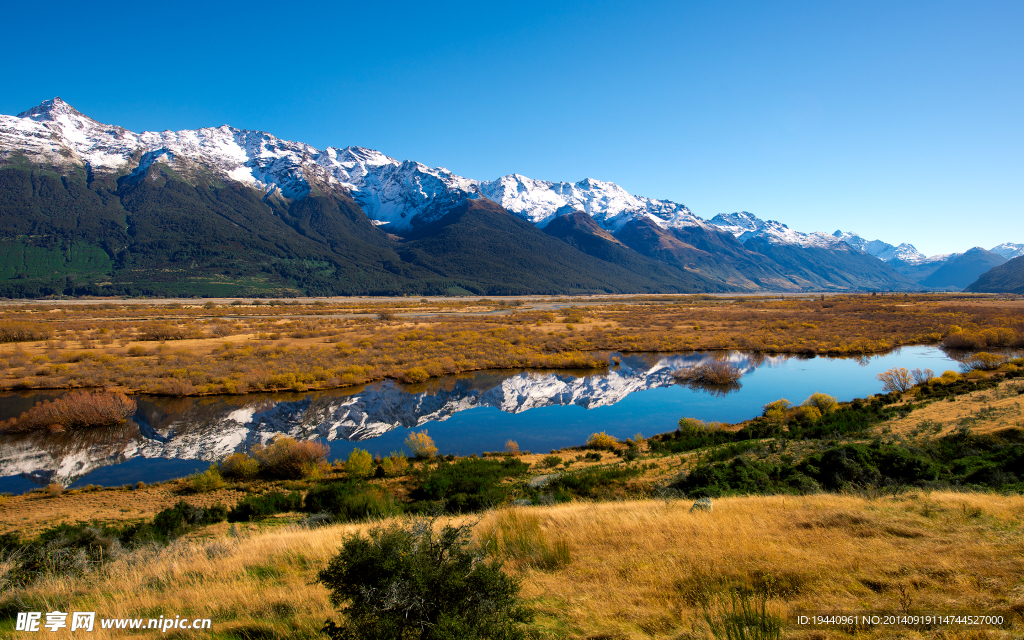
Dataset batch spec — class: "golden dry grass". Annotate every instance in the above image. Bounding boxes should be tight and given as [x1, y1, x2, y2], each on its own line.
[6, 492, 1023, 639]
[884, 378, 1024, 437]
[0, 293, 1021, 396]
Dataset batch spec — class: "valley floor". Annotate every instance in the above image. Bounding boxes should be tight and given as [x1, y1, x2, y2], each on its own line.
[0, 293, 1021, 396]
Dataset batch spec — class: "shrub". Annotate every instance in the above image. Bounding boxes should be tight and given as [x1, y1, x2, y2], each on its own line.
[673, 360, 742, 385]
[586, 431, 618, 451]
[148, 501, 227, 542]
[405, 431, 438, 459]
[962, 352, 1007, 371]
[189, 466, 225, 493]
[678, 417, 723, 438]
[228, 491, 302, 522]
[794, 405, 822, 422]
[911, 368, 935, 385]
[346, 448, 374, 478]
[127, 345, 147, 357]
[503, 439, 521, 456]
[219, 452, 260, 479]
[319, 519, 532, 640]
[762, 399, 792, 424]
[381, 451, 410, 477]
[303, 481, 402, 522]
[0, 322, 51, 343]
[877, 367, 912, 393]
[802, 392, 838, 416]
[413, 457, 530, 513]
[541, 455, 562, 469]
[0, 391, 136, 434]
[252, 436, 329, 479]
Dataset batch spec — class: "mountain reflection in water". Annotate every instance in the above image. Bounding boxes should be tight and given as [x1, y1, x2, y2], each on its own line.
[0, 348, 960, 490]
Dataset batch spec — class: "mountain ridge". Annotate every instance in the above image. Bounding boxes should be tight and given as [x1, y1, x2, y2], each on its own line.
[0, 98, 1013, 296]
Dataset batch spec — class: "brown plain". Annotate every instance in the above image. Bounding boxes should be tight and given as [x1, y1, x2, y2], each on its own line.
[0, 293, 1021, 396]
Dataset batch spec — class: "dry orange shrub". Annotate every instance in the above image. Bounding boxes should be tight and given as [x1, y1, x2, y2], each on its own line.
[0, 390, 136, 434]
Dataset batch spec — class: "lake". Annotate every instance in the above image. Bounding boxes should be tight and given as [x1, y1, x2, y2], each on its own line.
[0, 346, 969, 493]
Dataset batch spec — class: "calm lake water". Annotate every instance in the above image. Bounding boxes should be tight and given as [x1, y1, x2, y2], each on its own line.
[0, 346, 969, 494]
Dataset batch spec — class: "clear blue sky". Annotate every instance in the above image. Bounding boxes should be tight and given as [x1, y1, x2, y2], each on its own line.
[3, 0, 1021, 256]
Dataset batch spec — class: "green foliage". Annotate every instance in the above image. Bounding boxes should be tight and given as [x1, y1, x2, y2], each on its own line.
[189, 465, 225, 493]
[412, 457, 530, 513]
[672, 429, 1024, 497]
[228, 491, 302, 522]
[541, 455, 562, 469]
[318, 519, 533, 640]
[346, 448, 374, 478]
[543, 465, 645, 500]
[703, 589, 782, 640]
[381, 451, 410, 477]
[303, 481, 403, 522]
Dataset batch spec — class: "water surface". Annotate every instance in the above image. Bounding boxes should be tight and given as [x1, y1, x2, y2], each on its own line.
[0, 346, 965, 493]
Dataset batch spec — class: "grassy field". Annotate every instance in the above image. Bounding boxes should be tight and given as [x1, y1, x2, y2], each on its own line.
[2, 364, 1023, 639]
[0, 293, 1021, 396]
[2, 493, 1021, 639]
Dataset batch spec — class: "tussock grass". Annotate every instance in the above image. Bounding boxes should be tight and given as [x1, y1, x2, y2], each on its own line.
[6, 492, 1023, 639]
[1, 294, 1022, 395]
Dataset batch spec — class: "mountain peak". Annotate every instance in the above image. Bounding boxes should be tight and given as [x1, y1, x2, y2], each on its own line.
[17, 97, 88, 122]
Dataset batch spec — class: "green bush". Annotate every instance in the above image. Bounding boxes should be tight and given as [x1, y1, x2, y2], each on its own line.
[346, 448, 374, 478]
[541, 455, 562, 469]
[228, 491, 302, 522]
[318, 519, 532, 640]
[303, 481, 403, 522]
[412, 457, 530, 513]
[189, 465, 225, 493]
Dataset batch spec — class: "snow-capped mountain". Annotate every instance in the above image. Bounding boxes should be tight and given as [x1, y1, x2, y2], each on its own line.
[0, 353, 770, 487]
[0, 98, 705, 234]
[708, 212, 847, 249]
[991, 243, 1024, 260]
[0, 98, 1013, 294]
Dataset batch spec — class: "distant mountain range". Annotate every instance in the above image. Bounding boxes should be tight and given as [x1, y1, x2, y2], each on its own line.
[0, 98, 1018, 297]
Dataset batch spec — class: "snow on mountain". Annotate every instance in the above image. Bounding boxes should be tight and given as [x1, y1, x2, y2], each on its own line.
[1, 98, 1014, 256]
[991, 243, 1024, 260]
[0, 352, 775, 487]
[708, 212, 845, 249]
[478, 175, 704, 231]
[0, 98, 707, 233]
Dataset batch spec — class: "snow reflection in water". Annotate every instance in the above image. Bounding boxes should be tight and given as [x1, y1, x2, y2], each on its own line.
[0, 347, 965, 492]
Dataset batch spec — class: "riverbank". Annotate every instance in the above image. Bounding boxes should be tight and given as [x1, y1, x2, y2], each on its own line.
[0, 293, 1021, 396]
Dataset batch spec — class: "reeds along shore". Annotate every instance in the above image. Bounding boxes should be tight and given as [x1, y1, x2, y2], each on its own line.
[4, 493, 1022, 639]
[0, 294, 1021, 396]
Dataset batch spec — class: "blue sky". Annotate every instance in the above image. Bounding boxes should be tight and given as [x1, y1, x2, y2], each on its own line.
[3, 0, 1021, 255]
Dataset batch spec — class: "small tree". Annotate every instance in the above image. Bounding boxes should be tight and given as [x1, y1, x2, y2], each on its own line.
[318, 519, 532, 640]
[346, 448, 374, 478]
[911, 368, 935, 384]
[586, 431, 618, 451]
[503, 439, 521, 456]
[405, 431, 438, 459]
[802, 392, 838, 416]
[763, 399, 793, 424]
[381, 450, 410, 477]
[877, 367, 912, 393]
